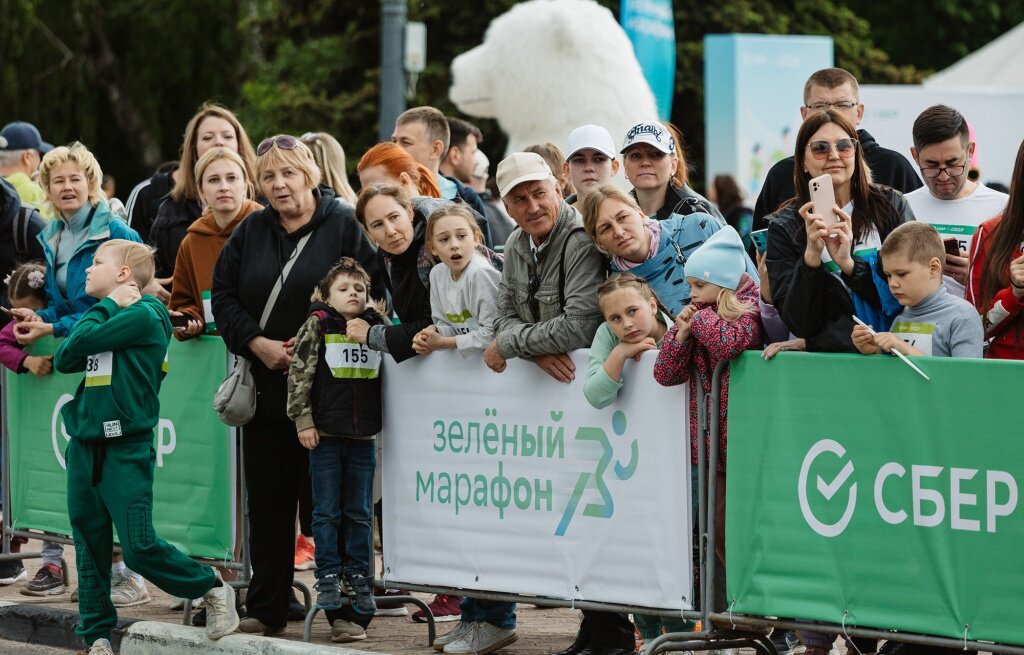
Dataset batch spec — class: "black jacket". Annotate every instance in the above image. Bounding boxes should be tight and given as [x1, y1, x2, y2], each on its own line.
[0, 178, 46, 313]
[765, 186, 914, 352]
[125, 169, 175, 244]
[308, 302, 386, 437]
[378, 215, 432, 363]
[212, 186, 385, 421]
[636, 184, 726, 224]
[753, 128, 922, 231]
[149, 195, 202, 279]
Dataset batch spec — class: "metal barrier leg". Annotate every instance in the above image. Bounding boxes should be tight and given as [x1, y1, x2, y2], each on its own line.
[303, 604, 324, 642]
[183, 598, 193, 626]
[293, 579, 312, 612]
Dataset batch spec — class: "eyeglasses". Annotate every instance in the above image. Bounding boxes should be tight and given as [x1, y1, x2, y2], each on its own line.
[804, 101, 859, 111]
[919, 163, 968, 179]
[300, 132, 321, 145]
[256, 135, 299, 156]
[807, 139, 858, 160]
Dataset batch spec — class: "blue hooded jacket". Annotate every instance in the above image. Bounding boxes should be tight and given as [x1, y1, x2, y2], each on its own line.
[36, 200, 142, 337]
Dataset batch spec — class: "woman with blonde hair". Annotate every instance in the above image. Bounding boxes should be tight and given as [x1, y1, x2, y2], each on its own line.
[170, 147, 260, 339]
[581, 183, 756, 315]
[149, 104, 257, 281]
[212, 135, 383, 638]
[301, 132, 358, 205]
[11, 142, 143, 601]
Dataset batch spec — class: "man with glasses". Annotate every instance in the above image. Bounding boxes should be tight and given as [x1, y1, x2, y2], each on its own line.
[753, 67, 921, 231]
[905, 105, 1007, 297]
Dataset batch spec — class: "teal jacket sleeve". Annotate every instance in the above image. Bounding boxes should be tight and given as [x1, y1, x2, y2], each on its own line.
[583, 324, 624, 409]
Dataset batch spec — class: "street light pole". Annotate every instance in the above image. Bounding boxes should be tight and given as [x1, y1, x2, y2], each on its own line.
[379, 0, 407, 141]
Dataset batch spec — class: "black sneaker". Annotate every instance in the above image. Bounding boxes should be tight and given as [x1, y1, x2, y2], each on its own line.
[345, 574, 377, 616]
[20, 563, 66, 596]
[287, 591, 307, 621]
[315, 574, 343, 610]
[0, 560, 26, 585]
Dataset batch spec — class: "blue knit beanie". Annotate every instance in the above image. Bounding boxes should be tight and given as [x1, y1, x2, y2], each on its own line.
[683, 227, 747, 291]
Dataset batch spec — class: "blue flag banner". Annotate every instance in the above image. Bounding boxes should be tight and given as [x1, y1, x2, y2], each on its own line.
[621, 0, 676, 120]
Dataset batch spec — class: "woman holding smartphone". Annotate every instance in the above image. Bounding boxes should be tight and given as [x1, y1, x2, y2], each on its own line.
[765, 109, 915, 353]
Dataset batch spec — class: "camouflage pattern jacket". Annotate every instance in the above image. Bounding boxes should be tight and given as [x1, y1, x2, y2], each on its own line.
[286, 301, 388, 437]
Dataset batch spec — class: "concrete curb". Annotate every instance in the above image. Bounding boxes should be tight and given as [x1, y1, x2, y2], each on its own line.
[121, 621, 376, 654]
[0, 602, 137, 650]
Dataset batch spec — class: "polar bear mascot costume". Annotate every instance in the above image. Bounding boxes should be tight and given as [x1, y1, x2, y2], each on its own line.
[450, 0, 661, 156]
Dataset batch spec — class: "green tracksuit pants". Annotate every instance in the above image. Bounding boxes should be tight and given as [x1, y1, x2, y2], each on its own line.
[66, 436, 216, 645]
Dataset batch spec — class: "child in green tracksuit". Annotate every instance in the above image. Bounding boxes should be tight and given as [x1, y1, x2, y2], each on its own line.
[54, 239, 238, 655]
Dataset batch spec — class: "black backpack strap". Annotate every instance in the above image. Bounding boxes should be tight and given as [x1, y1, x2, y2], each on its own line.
[13, 206, 30, 259]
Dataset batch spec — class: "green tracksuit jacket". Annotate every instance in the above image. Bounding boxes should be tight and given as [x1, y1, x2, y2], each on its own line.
[54, 294, 170, 442]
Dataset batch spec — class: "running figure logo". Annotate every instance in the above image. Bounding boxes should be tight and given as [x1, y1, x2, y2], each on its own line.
[555, 410, 639, 536]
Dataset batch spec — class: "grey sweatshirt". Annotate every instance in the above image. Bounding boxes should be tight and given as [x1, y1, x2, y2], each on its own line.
[891, 286, 983, 358]
[429, 254, 501, 357]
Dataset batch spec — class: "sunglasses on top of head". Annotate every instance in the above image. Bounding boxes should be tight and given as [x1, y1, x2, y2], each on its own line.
[256, 135, 299, 156]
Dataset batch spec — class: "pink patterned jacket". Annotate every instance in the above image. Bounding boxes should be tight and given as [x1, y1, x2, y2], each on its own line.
[653, 274, 762, 471]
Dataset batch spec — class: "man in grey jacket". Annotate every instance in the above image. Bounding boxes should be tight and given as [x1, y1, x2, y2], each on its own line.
[484, 152, 605, 382]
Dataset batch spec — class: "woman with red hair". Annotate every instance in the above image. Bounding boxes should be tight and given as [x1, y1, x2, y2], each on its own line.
[358, 143, 492, 248]
[357, 143, 441, 198]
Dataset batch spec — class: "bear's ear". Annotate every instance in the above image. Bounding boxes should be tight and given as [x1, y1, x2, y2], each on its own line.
[550, 5, 588, 55]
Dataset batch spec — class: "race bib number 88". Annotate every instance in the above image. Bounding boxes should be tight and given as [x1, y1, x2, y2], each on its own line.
[85, 352, 114, 387]
[324, 334, 381, 379]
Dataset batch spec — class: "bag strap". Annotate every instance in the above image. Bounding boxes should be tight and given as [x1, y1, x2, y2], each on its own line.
[258, 232, 312, 329]
[557, 227, 585, 309]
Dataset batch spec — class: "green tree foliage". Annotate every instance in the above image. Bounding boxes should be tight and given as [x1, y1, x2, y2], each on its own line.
[2, 0, 1020, 193]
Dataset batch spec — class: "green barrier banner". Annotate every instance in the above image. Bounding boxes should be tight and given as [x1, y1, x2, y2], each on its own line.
[726, 351, 1024, 646]
[5, 335, 234, 561]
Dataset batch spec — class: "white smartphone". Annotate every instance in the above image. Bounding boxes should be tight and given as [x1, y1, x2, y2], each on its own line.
[808, 174, 838, 225]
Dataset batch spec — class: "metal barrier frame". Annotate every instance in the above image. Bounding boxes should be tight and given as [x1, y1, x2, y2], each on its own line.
[0, 365, 313, 628]
[646, 360, 1024, 655]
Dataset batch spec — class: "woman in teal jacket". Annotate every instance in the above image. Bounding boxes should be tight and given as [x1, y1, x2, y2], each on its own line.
[13, 142, 141, 344]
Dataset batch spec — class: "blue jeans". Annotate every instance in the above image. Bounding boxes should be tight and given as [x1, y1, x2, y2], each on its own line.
[460, 598, 516, 629]
[309, 437, 375, 580]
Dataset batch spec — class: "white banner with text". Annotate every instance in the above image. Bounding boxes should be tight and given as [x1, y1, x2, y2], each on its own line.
[382, 350, 692, 610]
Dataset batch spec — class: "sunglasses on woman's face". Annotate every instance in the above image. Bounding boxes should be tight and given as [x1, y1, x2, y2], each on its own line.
[256, 135, 299, 156]
[807, 138, 858, 160]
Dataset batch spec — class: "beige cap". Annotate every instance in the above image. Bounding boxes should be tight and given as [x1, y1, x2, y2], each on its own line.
[496, 152, 552, 198]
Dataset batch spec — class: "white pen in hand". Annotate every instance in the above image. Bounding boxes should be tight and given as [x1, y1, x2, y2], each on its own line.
[851, 315, 930, 381]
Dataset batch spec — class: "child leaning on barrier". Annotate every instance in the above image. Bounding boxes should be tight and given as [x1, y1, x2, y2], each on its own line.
[852, 222, 983, 358]
[0, 263, 54, 377]
[653, 227, 761, 572]
[286, 257, 386, 639]
[53, 240, 237, 655]
[584, 273, 696, 645]
[413, 204, 502, 357]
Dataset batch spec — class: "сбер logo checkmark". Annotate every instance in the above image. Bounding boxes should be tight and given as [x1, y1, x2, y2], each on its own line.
[798, 439, 857, 537]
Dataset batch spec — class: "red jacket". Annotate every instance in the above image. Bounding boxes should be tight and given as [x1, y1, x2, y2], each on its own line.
[967, 215, 1024, 360]
[653, 273, 762, 471]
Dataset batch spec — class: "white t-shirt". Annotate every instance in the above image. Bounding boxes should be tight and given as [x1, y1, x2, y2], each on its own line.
[905, 183, 1009, 297]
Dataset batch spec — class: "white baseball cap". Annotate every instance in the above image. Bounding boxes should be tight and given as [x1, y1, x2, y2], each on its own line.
[472, 149, 490, 180]
[565, 124, 616, 160]
[620, 121, 675, 155]
[496, 152, 552, 198]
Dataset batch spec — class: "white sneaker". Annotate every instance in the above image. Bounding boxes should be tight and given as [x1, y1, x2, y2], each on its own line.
[110, 573, 151, 607]
[445, 622, 518, 655]
[203, 572, 240, 640]
[89, 638, 114, 655]
[435, 621, 475, 651]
